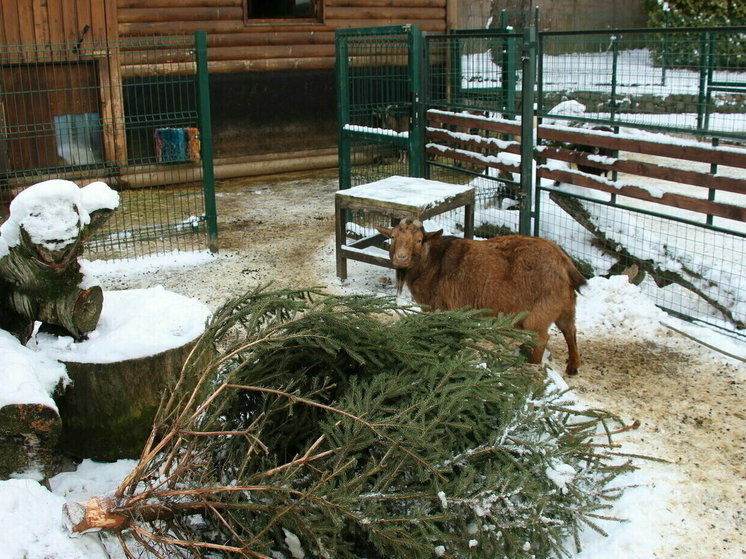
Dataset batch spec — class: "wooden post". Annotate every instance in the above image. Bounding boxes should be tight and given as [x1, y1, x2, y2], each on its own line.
[446, 0, 459, 32]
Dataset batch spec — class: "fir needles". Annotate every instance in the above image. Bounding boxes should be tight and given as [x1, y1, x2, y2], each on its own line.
[102, 287, 634, 559]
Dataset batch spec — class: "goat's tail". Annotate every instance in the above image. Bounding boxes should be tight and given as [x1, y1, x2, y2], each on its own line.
[569, 266, 587, 293]
[558, 247, 587, 293]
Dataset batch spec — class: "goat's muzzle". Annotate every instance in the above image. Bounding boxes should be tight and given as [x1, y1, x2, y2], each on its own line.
[391, 251, 412, 268]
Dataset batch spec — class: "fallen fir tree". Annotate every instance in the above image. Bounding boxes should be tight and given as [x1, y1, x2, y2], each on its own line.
[68, 287, 636, 559]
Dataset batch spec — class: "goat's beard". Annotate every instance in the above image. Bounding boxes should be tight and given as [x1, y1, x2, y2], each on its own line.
[395, 268, 407, 294]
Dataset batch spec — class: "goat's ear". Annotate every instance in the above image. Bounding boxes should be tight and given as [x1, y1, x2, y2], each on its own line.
[375, 225, 393, 238]
[424, 229, 444, 242]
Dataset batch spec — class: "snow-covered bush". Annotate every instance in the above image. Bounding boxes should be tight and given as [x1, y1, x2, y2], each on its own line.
[646, 0, 746, 69]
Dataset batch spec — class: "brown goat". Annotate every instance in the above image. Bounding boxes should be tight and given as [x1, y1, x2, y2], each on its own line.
[375, 218, 586, 375]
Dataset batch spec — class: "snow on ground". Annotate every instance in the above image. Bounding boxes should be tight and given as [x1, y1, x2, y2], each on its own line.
[1, 246, 741, 559]
[2, 41, 745, 559]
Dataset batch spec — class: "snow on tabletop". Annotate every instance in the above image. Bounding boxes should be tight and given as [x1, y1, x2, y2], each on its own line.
[338, 175, 473, 209]
[0, 330, 70, 411]
[0, 179, 119, 251]
[28, 286, 211, 364]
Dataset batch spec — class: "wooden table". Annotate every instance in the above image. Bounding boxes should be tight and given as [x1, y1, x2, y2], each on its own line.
[335, 176, 475, 279]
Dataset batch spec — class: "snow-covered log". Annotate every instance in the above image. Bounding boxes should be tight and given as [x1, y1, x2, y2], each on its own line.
[0, 180, 119, 343]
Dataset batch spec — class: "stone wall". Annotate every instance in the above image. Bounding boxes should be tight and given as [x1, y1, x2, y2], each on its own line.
[467, 0, 649, 31]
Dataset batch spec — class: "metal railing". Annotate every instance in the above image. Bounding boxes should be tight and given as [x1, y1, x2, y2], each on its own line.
[0, 32, 217, 259]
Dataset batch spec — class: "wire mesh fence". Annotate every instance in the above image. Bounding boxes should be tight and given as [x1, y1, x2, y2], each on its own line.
[0, 33, 216, 259]
[337, 26, 417, 190]
[538, 27, 746, 140]
[337, 25, 746, 338]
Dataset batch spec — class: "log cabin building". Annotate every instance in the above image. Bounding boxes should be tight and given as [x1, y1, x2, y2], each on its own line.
[0, 0, 459, 184]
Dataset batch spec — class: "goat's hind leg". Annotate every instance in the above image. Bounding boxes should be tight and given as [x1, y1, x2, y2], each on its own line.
[521, 315, 550, 366]
[555, 311, 580, 376]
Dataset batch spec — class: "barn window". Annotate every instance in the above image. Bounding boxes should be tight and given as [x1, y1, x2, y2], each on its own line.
[244, 0, 322, 21]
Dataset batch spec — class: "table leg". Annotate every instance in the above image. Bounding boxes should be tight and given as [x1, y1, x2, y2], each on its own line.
[335, 198, 348, 280]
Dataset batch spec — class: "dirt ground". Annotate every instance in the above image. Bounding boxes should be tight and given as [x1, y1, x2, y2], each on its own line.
[104, 171, 745, 558]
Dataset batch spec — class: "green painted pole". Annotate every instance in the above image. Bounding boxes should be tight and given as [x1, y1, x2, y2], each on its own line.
[408, 25, 425, 178]
[335, 31, 351, 190]
[196, 30, 218, 252]
[519, 26, 536, 237]
[696, 31, 711, 133]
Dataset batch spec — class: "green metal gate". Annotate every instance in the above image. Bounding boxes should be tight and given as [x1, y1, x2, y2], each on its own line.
[0, 31, 217, 259]
[336, 25, 746, 339]
[336, 25, 425, 190]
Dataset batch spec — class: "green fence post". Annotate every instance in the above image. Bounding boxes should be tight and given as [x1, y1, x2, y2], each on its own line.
[196, 30, 218, 252]
[335, 31, 351, 190]
[449, 33, 461, 108]
[696, 31, 711, 133]
[503, 33, 517, 118]
[610, 34, 619, 126]
[408, 25, 425, 178]
[519, 26, 536, 237]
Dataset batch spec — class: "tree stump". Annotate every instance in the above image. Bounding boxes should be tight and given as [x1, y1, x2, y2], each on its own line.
[45, 287, 212, 462]
[54, 341, 200, 461]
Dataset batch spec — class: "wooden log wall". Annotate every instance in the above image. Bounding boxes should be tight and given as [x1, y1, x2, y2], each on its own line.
[116, 0, 453, 74]
[0, 0, 118, 58]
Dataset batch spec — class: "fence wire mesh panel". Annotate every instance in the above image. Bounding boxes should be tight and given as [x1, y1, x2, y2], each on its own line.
[425, 31, 525, 234]
[337, 24, 746, 338]
[335, 25, 423, 246]
[535, 27, 746, 337]
[538, 27, 746, 140]
[535, 189, 745, 335]
[337, 26, 417, 191]
[0, 34, 216, 259]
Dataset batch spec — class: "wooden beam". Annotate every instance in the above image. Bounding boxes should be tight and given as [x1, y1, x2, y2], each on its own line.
[427, 110, 522, 137]
[325, 6, 446, 20]
[427, 127, 522, 156]
[118, 0, 242, 7]
[207, 30, 335, 47]
[208, 43, 335, 61]
[17, 1, 36, 53]
[330, 19, 445, 32]
[539, 146, 746, 196]
[538, 125, 746, 169]
[537, 167, 746, 223]
[46, 0, 66, 45]
[1, 1, 22, 47]
[446, 0, 458, 31]
[119, 20, 239, 36]
[118, 6, 243, 23]
[326, 0, 446, 5]
[426, 144, 519, 175]
[120, 55, 338, 77]
[32, 0, 50, 49]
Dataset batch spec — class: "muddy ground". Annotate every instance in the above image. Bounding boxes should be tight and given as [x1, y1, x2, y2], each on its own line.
[102, 171, 745, 558]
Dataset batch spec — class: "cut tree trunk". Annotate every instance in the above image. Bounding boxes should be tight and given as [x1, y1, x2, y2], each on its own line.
[0, 208, 112, 344]
[53, 338, 206, 462]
